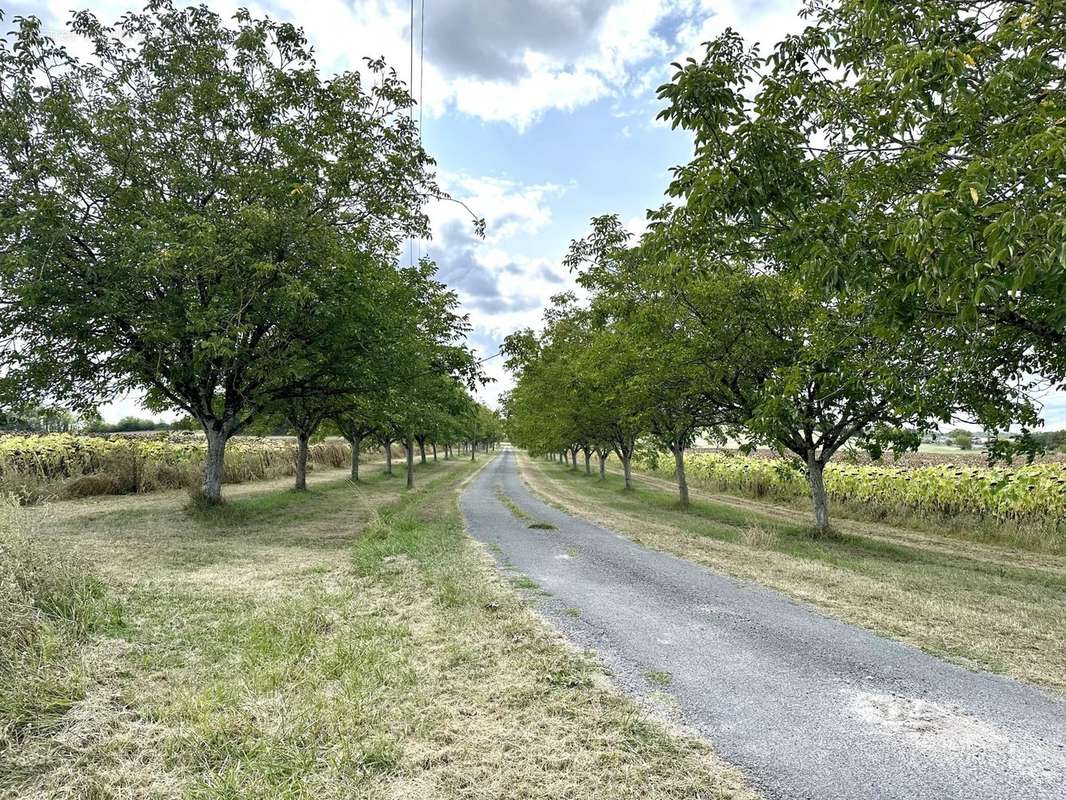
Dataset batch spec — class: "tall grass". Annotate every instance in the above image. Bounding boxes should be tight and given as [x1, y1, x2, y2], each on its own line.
[0, 499, 122, 745]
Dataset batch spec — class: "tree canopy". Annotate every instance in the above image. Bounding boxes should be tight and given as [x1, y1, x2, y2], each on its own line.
[0, 2, 485, 501]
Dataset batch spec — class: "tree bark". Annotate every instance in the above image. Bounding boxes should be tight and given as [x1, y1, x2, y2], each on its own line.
[417, 436, 427, 464]
[470, 440, 476, 461]
[672, 442, 689, 509]
[569, 447, 579, 471]
[200, 424, 228, 503]
[432, 442, 437, 461]
[806, 452, 830, 534]
[621, 453, 633, 490]
[598, 451, 606, 480]
[583, 448, 591, 475]
[406, 434, 415, 489]
[295, 431, 310, 491]
[350, 435, 361, 482]
[383, 440, 393, 475]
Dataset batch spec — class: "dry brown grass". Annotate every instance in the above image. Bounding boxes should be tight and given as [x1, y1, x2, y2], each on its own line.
[2, 456, 757, 800]
[521, 454, 1066, 694]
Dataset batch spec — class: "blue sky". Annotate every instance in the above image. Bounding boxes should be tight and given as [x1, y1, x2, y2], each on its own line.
[17, 0, 1066, 429]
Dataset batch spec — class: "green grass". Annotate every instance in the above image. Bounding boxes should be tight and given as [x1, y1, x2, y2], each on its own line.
[0, 501, 125, 747]
[645, 670, 672, 688]
[495, 486, 557, 530]
[3, 454, 756, 800]
[524, 457, 1066, 693]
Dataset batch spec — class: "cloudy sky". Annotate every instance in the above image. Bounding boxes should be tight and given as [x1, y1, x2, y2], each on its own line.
[15, 0, 1066, 429]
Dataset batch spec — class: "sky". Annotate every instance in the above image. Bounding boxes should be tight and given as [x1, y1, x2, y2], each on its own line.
[14, 0, 1066, 430]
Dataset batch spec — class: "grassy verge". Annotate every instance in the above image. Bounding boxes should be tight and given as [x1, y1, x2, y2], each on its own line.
[2, 457, 755, 799]
[0, 502, 124, 748]
[522, 456, 1066, 694]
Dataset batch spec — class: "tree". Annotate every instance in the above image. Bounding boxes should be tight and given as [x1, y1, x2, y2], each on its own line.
[0, 3, 441, 503]
[504, 294, 646, 491]
[768, 0, 1066, 385]
[949, 430, 975, 451]
[646, 28, 1036, 533]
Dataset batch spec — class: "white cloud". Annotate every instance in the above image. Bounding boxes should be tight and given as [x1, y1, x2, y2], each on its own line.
[37, 0, 807, 130]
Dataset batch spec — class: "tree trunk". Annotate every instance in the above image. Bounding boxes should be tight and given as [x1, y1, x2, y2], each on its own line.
[583, 448, 591, 475]
[806, 453, 830, 534]
[432, 442, 437, 461]
[200, 424, 228, 503]
[569, 447, 579, 471]
[418, 436, 426, 464]
[598, 452, 606, 480]
[350, 435, 361, 482]
[470, 440, 476, 461]
[406, 434, 415, 489]
[384, 440, 393, 475]
[621, 453, 633, 490]
[672, 443, 689, 509]
[295, 431, 310, 491]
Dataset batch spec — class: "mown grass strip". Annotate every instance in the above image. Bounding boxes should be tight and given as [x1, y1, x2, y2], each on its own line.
[3, 455, 757, 800]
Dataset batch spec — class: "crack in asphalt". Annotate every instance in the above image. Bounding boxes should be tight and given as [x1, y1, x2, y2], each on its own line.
[460, 449, 1066, 800]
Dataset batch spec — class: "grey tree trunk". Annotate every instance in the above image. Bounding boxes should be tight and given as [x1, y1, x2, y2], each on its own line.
[673, 443, 689, 509]
[200, 425, 228, 503]
[598, 452, 606, 480]
[806, 453, 830, 534]
[432, 442, 437, 461]
[418, 437, 426, 464]
[406, 434, 415, 489]
[621, 453, 633, 490]
[384, 441, 393, 475]
[569, 447, 579, 471]
[350, 436, 361, 482]
[295, 432, 310, 491]
[583, 448, 591, 475]
[470, 441, 476, 461]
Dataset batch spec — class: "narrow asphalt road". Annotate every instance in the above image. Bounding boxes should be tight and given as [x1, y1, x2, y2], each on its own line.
[460, 448, 1066, 800]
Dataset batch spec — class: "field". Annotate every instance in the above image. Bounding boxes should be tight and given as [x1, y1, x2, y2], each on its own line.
[0, 455, 754, 800]
[637, 451, 1066, 552]
[0, 433, 352, 503]
[524, 454, 1066, 693]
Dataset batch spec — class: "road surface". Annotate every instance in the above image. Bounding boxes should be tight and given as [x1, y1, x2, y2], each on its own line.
[460, 449, 1066, 800]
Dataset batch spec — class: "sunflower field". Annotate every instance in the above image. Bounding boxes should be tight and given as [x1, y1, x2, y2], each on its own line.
[635, 451, 1066, 529]
[0, 433, 351, 502]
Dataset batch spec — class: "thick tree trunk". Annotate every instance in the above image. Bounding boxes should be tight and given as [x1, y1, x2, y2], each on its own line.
[418, 436, 427, 464]
[294, 432, 310, 491]
[807, 453, 830, 534]
[569, 447, 579, 471]
[672, 443, 689, 509]
[350, 436, 361, 482]
[406, 434, 415, 489]
[384, 440, 393, 475]
[432, 442, 437, 461]
[200, 425, 228, 503]
[583, 448, 591, 475]
[621, 453, 633, 490]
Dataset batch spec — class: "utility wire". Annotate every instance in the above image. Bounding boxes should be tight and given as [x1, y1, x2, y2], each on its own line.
[408, 0, 416, 267]
[418, 0, 426, 264]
